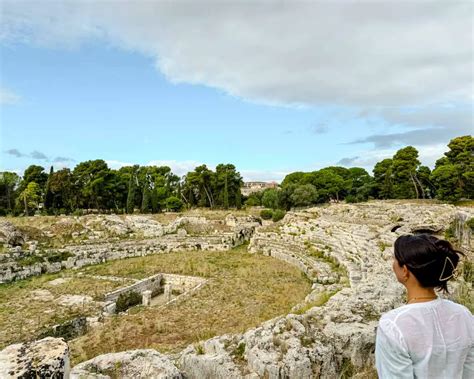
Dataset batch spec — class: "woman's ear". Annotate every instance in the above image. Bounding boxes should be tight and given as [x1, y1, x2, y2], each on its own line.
[402, 265, 409, 282]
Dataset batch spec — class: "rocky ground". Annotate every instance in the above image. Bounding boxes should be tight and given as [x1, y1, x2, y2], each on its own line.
[0, 201, 472, 378]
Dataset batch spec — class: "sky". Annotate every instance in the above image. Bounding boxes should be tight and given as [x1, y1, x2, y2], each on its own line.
[0, 1, 472, 182]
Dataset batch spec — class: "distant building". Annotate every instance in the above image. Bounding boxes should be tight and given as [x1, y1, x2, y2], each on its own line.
[241, 181, 278, 196]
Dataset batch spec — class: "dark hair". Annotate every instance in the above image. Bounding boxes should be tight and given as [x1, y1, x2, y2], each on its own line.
[394, 234, 464, 293]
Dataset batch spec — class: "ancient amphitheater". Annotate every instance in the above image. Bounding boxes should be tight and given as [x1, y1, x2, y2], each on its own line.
[0, 201, 472, 378]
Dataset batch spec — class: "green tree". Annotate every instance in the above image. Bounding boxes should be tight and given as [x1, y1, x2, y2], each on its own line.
[391, 147, 421, 199]
[166, 196, 183, 212]
[262, 188, 279, 209]
[126, 166, 138, 214]
[431, 135, 474, 200]
[0, 172, 20, 214]
[373, 159, 393, 199]
[431, 164, 463, 201]
[18, 182, 41, 215]
[44, 166, 54, 213]
[49, 168, 75, 212]
[290, 184, 318, 207]
[72, 160, 111, 209]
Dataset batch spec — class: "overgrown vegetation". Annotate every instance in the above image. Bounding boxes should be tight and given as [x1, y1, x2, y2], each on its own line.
[115, 291, 142, 313]
[0, 274, 130, 349]
[69, 246, 311, 365]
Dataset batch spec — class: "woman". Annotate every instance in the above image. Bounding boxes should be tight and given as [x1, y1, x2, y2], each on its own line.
[375, 234, 473, 378]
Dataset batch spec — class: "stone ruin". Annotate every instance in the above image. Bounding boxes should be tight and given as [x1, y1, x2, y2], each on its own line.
[101, 272, 207, 314]
[0, 214, 259, 283]
[0, 202, 472, 378]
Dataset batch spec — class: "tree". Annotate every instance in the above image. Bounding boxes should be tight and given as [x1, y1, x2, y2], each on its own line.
[48, 168, 74, 212]
[166, 196, 183, 212]
[141, 183, 151, 213]
[262, 188, 279, 209]
[431, 164, 463, 202]
[373, 159, 393, 199]
[346, 167, 374, 201]
[431, 135, 473, 200]
[72, 160, 111, 209]
[19, 165, 48, 192]
[391, 146, 421, 199]
[311, 169, 345, 202]
[44, 166, 54, 213]
[290, 184, 318, 207]
[0, 172, 20, 214]
[18, 182, 41, 215]
[126, 166, 138, 214]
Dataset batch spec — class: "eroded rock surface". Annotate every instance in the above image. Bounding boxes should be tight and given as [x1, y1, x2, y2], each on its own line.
[70, 349, 182, 379]
[0, 337, 69, 378]
[0, 221, 26, 247]
[2, 202, 472, 378]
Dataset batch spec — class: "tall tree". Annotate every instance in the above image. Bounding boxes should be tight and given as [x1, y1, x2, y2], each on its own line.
[431, 135, 474, 201]
[44, 166, 54, 213]
[391, 146, 421, 199]
[18, 182, 41, 215]
[373, 159, 394, 199]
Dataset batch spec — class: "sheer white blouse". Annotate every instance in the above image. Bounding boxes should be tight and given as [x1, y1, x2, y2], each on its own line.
[376, 298, 473, 379]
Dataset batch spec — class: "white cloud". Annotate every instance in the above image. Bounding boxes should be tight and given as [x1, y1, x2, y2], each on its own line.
[335, 143, 448, 173]
[0, 87, 20, 105]
[105, 160, 133, 170]
[1, 1, 471, 108]
[240, 169, 289, 183]
[147, 159, 204, 177]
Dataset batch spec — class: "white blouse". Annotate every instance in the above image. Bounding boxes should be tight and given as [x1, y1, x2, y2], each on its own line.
[376, 298, 473, 379]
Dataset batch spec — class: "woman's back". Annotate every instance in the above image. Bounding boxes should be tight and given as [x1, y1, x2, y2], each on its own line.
[376, 298, 473, 378]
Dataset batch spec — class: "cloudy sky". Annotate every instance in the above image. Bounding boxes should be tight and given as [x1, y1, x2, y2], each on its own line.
[0, 0, 472, 181]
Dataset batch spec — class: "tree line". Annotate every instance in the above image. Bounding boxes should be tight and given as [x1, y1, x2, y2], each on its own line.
[0, 161, 242, 216]
[246, 135, 473, 209]
[0, 135, 472, 216]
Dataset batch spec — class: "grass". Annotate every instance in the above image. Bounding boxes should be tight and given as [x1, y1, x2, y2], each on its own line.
[69, 246, 311, 365]
[0, 273, 133, 349]
[293, 290, 338, 315]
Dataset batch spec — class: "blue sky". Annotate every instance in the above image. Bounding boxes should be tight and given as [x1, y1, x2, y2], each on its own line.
[0, 1, 472, 181]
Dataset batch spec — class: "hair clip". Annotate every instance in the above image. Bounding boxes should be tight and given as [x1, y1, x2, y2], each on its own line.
[439, 256, 458, 282]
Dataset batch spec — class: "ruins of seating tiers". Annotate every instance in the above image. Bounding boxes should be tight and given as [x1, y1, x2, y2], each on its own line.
[0, 201, 472, 378]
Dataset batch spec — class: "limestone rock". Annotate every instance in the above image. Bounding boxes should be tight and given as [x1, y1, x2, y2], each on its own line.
[0, 337, 69, 378]
[71, 349, 183, 378]
[0, 221, 25, 246]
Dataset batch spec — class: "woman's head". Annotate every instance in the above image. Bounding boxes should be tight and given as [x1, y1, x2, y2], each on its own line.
[393, 234, 463, 292]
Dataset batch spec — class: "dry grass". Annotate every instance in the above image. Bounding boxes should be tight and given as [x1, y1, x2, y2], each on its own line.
[70, 245, 311, 365]
[0, 273, 132, 348]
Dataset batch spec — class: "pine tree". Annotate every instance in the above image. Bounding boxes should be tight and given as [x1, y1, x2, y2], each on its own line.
[223, 170, 229, 209]
[126, 171, 136, 214]
[44, 166, 54, 213]
[141, 184, 151, 213]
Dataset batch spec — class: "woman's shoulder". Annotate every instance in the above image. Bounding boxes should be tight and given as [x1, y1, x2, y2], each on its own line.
[380, 298, 473, 329]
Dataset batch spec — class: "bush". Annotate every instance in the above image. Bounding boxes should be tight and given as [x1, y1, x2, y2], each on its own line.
[260, 209, 273, 220]
[165, 196, 183, 212]
[467, 218, 474, 232]
[272, 209, 286, 222]
[72, 209, 83, 216]
[115, 291, 142, 313]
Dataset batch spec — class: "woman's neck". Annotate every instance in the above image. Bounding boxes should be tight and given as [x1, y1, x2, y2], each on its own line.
[406, 286, 437, 304]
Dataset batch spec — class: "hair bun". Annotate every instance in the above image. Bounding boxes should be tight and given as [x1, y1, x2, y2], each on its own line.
[434, 239, 454, 256]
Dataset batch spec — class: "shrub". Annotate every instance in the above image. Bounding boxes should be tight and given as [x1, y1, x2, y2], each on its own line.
[467, 218, 474, 232]
[272, 209, 286, 222]
[115, 291, 142, 313]
[165, 196, 183, 212]
[260, 209, 273, 220]
[72, 209, 83, 216]
[47, 251, 74, 263]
